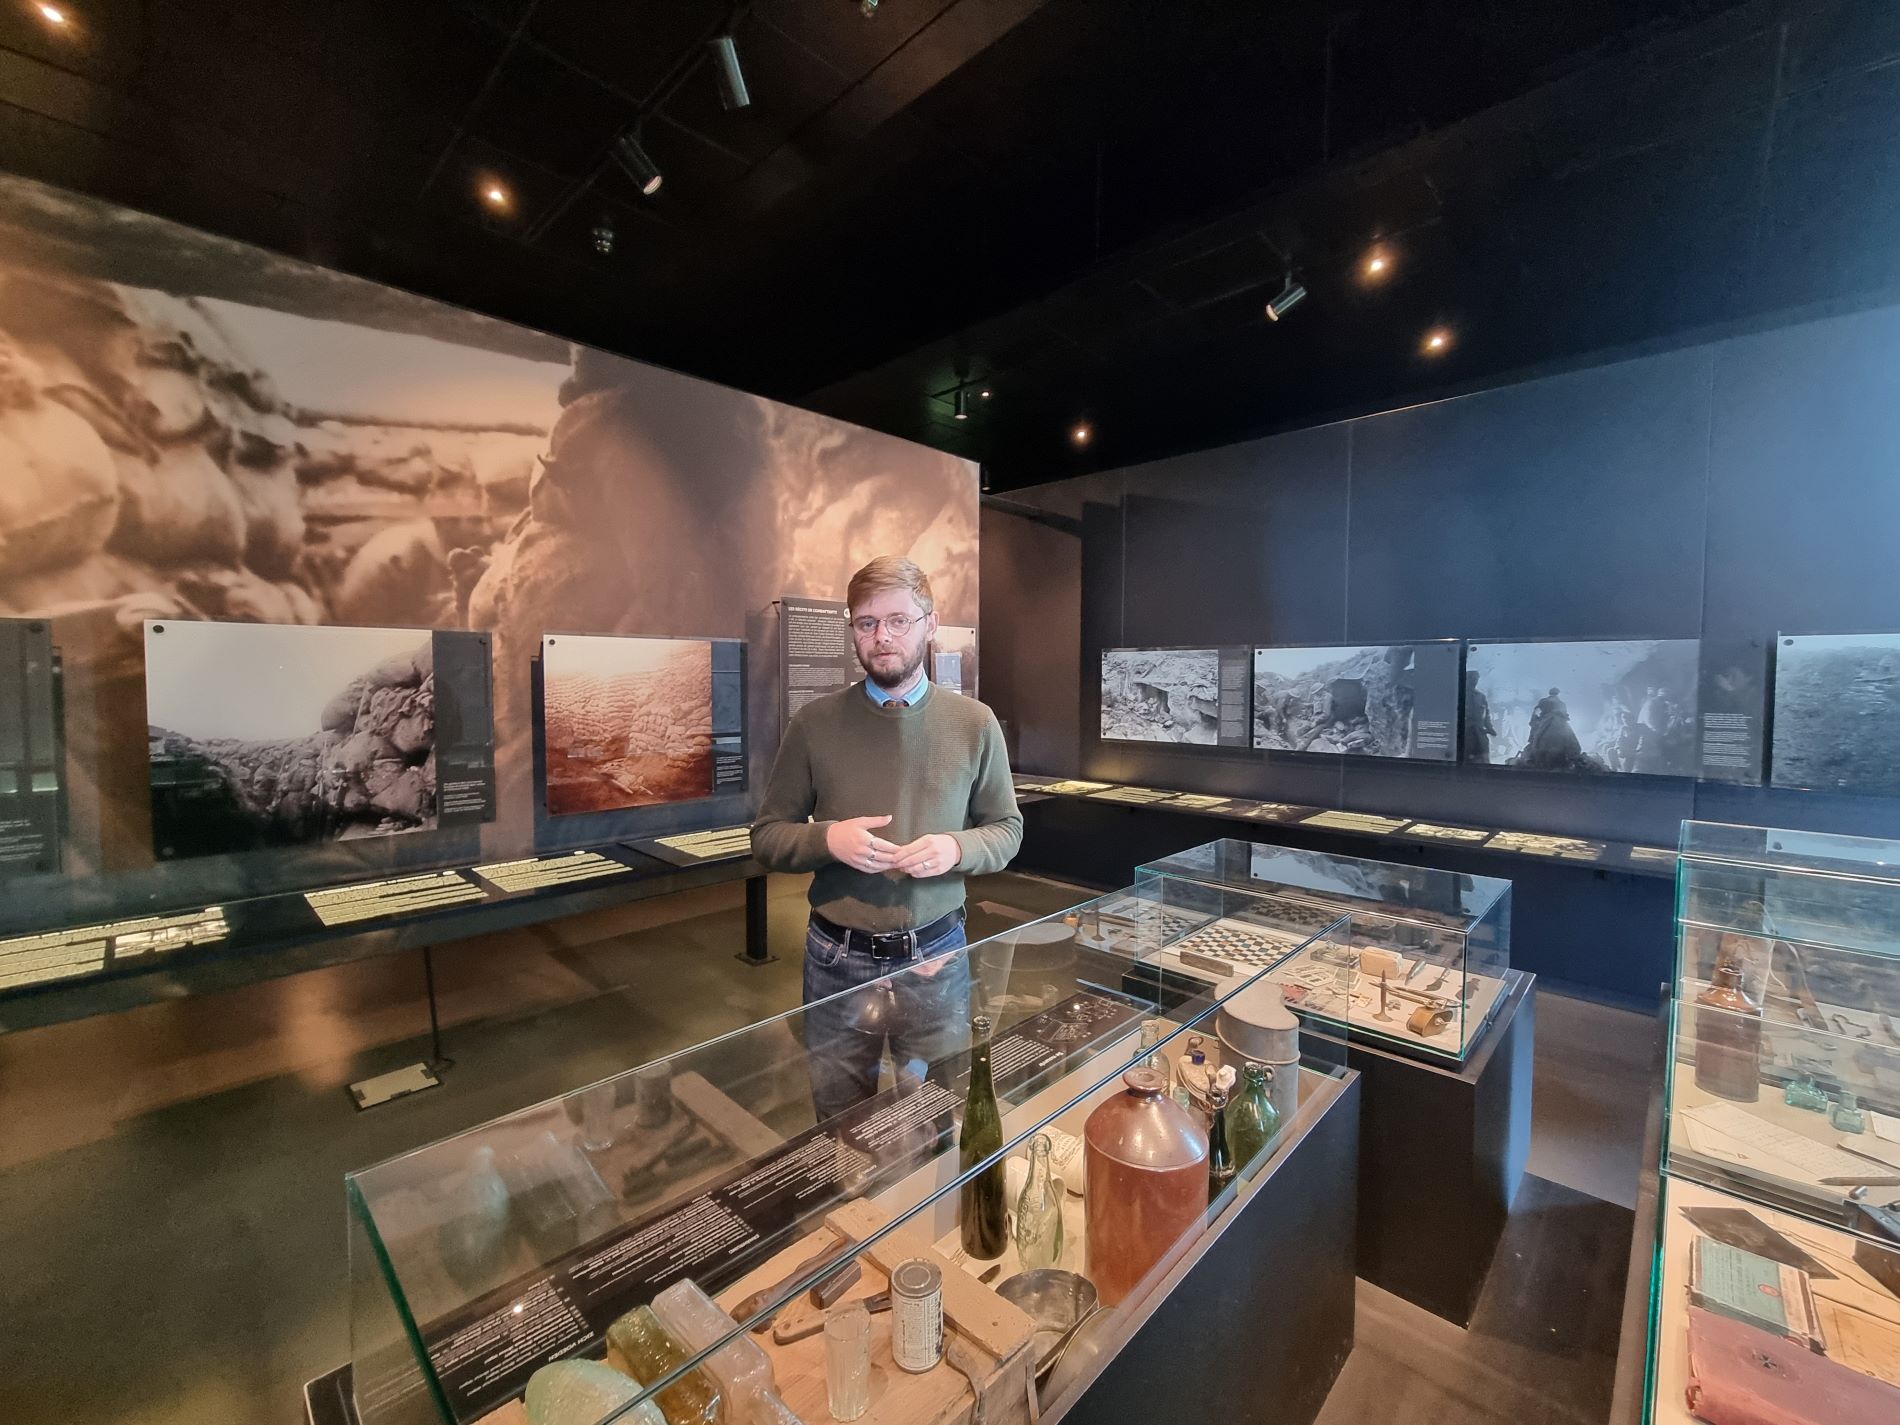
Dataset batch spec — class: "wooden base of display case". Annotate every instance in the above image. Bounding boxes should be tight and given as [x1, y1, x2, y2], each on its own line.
[706, 1200, 1038, 1425]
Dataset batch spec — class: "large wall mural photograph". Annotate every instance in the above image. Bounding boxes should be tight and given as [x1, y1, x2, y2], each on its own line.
[0, 175, 977, 929]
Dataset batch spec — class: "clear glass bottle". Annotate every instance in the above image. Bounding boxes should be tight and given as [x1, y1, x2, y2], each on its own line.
[959, 1015, 1008, 1259]
[1831, 1092, 1867, 1134]
[605, 1306, 724, 1425]
[1015, 1132, 1066, 1270]
[1207, 1084, 1235, 1201]
[1225, 1062, 1282, 1173]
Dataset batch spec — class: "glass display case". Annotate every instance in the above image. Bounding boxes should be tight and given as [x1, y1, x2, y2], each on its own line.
[1132, 837, 1514, 1062]
[1636, 822, 1900, 1425]
[346, 881, 1355, 1425]
[1664, 820, 1900, 1245]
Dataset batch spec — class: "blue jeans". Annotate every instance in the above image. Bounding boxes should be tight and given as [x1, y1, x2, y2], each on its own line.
[802, 912, 971, 1124]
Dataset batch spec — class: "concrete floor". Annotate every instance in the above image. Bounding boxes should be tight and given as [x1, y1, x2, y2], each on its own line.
[0, 873, 1655, 1425]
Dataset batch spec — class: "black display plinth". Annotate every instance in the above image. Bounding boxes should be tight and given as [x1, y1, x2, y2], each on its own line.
[1311, 971, 1535, 1326]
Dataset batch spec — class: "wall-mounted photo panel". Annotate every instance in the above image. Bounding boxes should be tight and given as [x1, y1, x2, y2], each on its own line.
[1770, 633, 1900, 795]
[1101, 646, 1251, 748]
[145, 620, 495, 859]
[541, 634, 745, 815]
[932, 624, 978, 696]
[1251, 641, 1460, 761]
[1465, 638, 1700, 776]
[0, 617, 64, 877]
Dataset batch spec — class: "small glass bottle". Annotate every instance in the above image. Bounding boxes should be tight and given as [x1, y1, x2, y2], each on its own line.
[1693, 959, 1762, 1103]
[1225, 1062, 1282, 1172]
[1015, 1132, 1066, 1270]
[959, 1015, 1008, 1259]
[1207, 1084, 1236, 1201]
[1831, 1092, 1867, 1134]
[1138, 1017, 1171, 1074]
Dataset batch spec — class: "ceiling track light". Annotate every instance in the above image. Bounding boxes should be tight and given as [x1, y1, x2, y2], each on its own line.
[591, 217, 615, 255]
[611, 130, 664, 197]
[1265, 273, 1307, 322]
[708, 34, 751, 111]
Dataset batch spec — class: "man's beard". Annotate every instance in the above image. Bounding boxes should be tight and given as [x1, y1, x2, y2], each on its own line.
[861, 638, 928, 691]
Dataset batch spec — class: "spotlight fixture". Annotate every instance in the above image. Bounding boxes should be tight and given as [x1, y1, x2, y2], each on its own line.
[708, 34, 751, 111]
[611, 130, 664, 196]
[859, 0, 879, 15]
[1422, 327, 1453, 355]
[591, 217, 615, 255]
[1363, 247, 1393, 281]
[1070, 421, 1092, 447]
[980, 388, 992, 400]
[482, 182, 510, 209]
[954, 388, 970, 420]
[1265, 274, 1307, 322]
[37, 3, 67, 23]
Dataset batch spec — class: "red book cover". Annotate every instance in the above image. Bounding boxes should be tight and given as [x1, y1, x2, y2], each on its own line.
[1685, 1307, 1900, 1425]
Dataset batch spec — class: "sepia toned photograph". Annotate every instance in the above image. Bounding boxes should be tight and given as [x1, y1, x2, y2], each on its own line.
[1770, 633, 1900, 795]
[1465, 638, 1699, 776]
[1252, 642, 1460, 760]
[542, 634, 714, 815]
[1100, 647, 1222, 744]
[145, 620, 438, 857]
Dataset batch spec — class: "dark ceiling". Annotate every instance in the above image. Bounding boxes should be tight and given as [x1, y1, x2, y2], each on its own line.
[3, 1, 1898, 490]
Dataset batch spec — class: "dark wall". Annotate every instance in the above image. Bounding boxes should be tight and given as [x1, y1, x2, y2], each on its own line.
[985, 302, 1900, 846]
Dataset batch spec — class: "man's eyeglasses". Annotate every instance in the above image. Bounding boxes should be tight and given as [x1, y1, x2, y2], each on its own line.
[849, 613, 924, 638]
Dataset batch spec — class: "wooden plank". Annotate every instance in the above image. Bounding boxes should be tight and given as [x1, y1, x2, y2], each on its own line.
[672, 1069, 784, 1160]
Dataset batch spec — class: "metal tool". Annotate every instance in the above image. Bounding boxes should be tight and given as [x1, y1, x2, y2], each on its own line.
[735, 1232, 859, 1332]
[771, 1288, 891, 1344]
[945, 1331, 988, 1425]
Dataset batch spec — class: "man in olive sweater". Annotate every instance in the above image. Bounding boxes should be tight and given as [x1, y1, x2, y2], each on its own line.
[753, 555, 1022, 1120]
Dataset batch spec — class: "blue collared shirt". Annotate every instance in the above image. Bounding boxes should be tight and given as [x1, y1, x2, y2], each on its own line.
[865, 673, 930, 708]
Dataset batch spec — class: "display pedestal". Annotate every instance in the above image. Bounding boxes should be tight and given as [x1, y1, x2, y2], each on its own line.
[1310, 971, 1535, 1325]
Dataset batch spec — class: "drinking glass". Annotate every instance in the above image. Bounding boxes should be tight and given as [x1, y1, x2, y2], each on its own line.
[825, 1300, 872, 1421]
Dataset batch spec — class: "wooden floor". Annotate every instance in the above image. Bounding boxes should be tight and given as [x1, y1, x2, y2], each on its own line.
[0, 872, 1653, 1425]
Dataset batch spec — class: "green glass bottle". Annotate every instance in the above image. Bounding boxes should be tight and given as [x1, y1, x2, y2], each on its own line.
[605, 1305, 724, 1425]
[960, 1015, 1008, 1259]
[1207, 1083, 1236, 1201]
[1225, 1062, 1283, 1172]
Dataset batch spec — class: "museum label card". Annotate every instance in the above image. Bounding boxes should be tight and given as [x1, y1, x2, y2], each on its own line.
[1403, 822, 1490, 842]
[305, 871, 484, 927]
[472, 851, 631, 895]
[0, 905, 229, 992]
[1302, 810, 1409, 834]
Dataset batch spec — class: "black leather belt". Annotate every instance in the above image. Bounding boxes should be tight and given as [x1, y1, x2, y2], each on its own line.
[812, 907, 965, 961]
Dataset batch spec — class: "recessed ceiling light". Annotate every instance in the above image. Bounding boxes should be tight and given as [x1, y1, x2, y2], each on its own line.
[979, 388, 992, 400]
[1422, 327, 1453, 354]
[1363, 248, 1393, 280]
[483, 183, 509, 208]
[1071, 422, 1092, 446]
[38, 3, 68, 23]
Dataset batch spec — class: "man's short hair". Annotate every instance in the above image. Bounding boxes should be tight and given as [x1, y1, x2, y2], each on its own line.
[847, 556, 935, 615]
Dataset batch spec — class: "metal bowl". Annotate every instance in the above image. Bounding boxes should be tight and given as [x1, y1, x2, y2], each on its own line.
[996, 1269, 1099, 1371]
